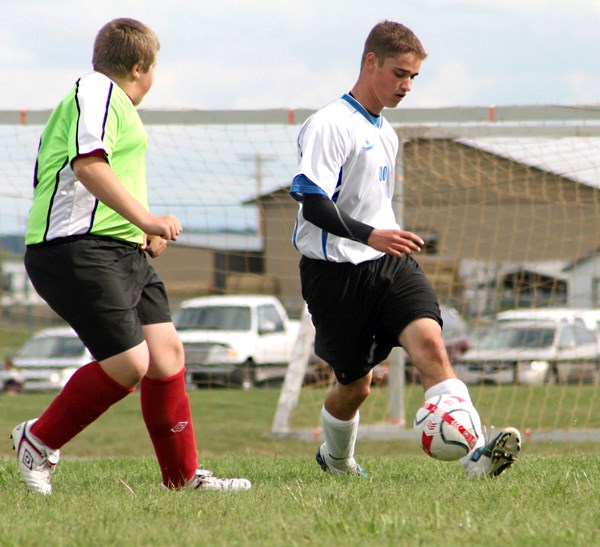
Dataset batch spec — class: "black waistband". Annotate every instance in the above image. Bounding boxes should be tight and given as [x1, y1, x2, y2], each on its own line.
[27, 234, 141, 249]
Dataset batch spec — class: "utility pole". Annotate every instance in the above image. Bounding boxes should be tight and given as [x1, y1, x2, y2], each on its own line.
[241, 154, 274, 236]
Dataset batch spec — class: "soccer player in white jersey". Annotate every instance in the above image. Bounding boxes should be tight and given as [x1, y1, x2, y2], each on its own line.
[12, 18, 250, 494]
[290, 20, 521, 478]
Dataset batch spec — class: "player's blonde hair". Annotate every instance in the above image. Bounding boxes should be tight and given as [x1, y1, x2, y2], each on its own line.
[93, 18, 160, 78]
[360, 20, 427, 69]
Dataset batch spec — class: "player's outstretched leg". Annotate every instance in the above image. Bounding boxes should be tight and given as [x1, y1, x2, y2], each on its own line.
[11, 419, 60, 495]
[463, 426, 521, 478]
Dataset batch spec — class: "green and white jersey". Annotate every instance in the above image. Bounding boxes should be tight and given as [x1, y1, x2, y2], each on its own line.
[26, 71, 148, 245]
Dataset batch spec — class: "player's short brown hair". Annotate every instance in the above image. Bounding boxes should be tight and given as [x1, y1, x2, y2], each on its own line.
[93, 18, 160, 78]
[361, 20, 427, 69]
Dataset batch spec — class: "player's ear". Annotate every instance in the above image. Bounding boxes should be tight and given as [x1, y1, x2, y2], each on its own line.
[365, 52, 378, 71]
[131, 62, 143, 80]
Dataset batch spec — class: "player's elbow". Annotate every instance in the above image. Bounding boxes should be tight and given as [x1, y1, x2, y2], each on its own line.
[302, 203, 317, 224]
[72, 153, 109, 181]
[301, 193, 328, 225]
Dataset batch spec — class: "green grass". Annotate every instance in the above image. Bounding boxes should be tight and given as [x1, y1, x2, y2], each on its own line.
[0, 325, 33, 359]
[1, 388, 600, 546]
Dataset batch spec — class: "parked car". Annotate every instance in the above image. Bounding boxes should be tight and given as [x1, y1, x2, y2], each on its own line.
[454, 316, 600, 385]
[174, 295, 300, 388]
[497, 308, 600, 339]
[0, 327, 92, 391]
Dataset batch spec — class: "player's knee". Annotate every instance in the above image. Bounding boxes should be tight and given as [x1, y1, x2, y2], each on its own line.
[409, 334, 451, 379]
[344, 377, 371, 406]
[424, 335, 448, 362]
[409, 327, 446, 360]
[129, 360, 151, 383]
[100, 353, 149, 389]
[162, 339, 186, 370]
[173, 339, 185, 367]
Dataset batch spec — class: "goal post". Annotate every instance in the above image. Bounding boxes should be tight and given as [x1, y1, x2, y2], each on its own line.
[271, 305, 314, 437]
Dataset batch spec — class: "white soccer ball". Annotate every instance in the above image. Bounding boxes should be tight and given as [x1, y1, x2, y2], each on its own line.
[414, 394, 479, 461]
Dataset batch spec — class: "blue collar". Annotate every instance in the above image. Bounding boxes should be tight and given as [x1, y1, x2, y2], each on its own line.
[341, 93, 383, 128]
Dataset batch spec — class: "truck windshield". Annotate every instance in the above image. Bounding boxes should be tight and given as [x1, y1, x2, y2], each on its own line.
[479, 325, 555, 350]
[17, 336, 86, 358]
[174, 306, 252, 331]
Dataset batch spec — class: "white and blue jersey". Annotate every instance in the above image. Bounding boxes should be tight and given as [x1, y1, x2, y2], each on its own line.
[290, 94, 399, 264]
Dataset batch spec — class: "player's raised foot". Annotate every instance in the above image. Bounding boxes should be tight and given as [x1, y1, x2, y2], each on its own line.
[187, 469, 252, 491]
[11, 419, 60, 495]
[464, 426, 521, 478]
[316, 443, 368, 477]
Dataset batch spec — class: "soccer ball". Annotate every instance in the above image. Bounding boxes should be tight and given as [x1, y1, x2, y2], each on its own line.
[414, 394, 479, 461]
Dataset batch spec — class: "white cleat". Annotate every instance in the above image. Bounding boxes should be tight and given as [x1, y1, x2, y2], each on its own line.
[11, 419, 60, 495]
[464, 426, 521, 478]
[186, 469, 252, 491]
[315, 443, 368, 477]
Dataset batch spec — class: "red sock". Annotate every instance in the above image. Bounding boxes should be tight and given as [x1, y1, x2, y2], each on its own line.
[141, 368, 198, 487]
[31, 361, 133, 449]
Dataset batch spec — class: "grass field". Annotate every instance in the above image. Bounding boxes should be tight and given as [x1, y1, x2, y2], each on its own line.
[1, 388, 600, 546]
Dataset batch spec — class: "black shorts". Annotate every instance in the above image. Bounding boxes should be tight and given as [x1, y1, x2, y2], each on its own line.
[25, 236, 172, 361]
[300, 253, 441, 385]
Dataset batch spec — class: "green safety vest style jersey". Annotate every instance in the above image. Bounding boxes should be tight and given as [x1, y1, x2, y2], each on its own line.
[25, 71, 149, 245]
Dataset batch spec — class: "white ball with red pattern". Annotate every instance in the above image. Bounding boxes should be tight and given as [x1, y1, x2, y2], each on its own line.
[414, 394, 479, 461]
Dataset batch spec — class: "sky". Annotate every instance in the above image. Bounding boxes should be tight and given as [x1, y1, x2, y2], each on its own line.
[1, 0, 600, 111]
[1, 0, 599, 237]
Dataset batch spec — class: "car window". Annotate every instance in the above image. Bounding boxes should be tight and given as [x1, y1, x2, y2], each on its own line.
[557, 324, 577, 347]
[573, 323, 597, 345]
[258, 305, 284, 333]
[17, 335, 85, 358]
[479, 325, 555, 350]
[174, 306, 251, 331]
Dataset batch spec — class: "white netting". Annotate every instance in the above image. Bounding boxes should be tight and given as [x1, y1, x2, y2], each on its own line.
[2, 107, 600, 442]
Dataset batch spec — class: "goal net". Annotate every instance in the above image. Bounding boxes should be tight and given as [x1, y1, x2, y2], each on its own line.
[1, 106, 600, 444]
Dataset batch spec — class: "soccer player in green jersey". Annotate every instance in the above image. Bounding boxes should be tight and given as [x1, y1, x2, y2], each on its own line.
[12, 18, 251, 494]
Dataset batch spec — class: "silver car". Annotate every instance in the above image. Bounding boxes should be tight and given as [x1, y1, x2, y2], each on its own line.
[2, 327, 92, 391]
[454, 317, 600, 385]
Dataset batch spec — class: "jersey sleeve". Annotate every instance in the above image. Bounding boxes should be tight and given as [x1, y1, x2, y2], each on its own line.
[290, 174, 327, 202]
[68, 75, 118, 164]
[292, 113, 349, 200]
[302, 193, 374, 244]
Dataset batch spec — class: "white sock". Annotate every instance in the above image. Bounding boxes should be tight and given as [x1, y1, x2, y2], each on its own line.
[424, 378, 472, 405]
[321, 406, 359, 463]
[424, 379, 484, 464]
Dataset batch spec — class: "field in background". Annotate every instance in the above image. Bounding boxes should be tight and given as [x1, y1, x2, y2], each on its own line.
[1, 390, 600, 545]
[0, 325, 33, 358]
[3, 387, 600, 461]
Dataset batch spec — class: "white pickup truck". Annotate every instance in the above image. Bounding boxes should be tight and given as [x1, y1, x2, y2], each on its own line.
[173, 294, 300, 388]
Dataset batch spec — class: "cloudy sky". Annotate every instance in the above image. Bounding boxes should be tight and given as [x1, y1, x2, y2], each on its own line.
[2, 0, 599, 111]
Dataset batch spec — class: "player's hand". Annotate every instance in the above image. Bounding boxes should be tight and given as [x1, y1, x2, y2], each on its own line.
[367, 228, 424, 257]
[143, 214, 182, 241]
[142, 235, 168, 258]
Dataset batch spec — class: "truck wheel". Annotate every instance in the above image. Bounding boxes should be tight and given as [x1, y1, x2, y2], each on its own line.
[544, 366, 558, 385]
[232, 360, 255, 389]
